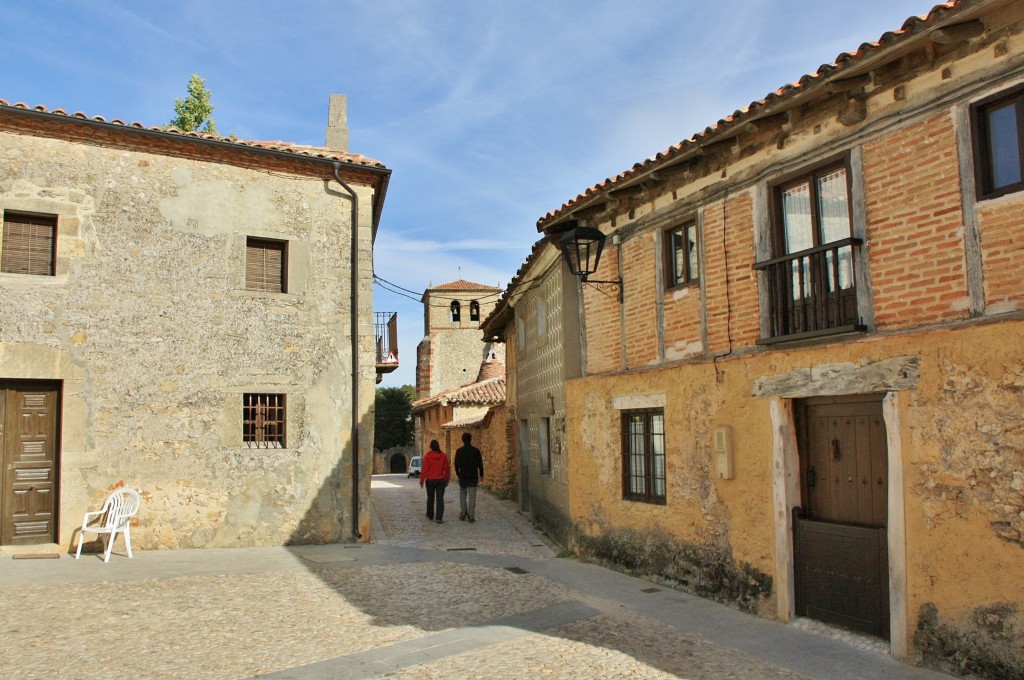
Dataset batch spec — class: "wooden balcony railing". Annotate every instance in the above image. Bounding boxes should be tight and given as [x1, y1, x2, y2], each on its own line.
[375, 312, 399, 374]
[753, 238, 866, 344]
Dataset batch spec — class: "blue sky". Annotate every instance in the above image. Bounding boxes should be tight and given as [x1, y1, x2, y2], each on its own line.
[0, 1, 935, 388]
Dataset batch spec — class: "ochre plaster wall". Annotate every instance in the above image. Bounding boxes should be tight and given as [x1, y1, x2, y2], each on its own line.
[567, 319, 1024, 649]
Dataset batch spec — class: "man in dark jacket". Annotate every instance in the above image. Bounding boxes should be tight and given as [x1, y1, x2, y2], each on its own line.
[454, 432, 484, 522]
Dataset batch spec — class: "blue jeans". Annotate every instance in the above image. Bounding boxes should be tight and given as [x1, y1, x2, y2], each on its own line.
[425, 479, 446, 521]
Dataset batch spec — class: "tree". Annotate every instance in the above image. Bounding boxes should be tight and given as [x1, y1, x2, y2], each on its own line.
[169, 74, 218, 135]
[374, 385, 415, 451]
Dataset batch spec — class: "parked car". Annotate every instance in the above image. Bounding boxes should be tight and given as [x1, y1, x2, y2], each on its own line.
[408, 456, 422, 477]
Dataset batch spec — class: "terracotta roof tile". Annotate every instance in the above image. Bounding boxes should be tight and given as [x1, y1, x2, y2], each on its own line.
[411, 375, 506, 411]
[427, 279, 501, 292]
[0, 99, 386, 169]
[536, 1, 962, 229]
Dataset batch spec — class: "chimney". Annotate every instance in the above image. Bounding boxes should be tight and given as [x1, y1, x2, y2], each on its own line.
[326, 94, 348, 152]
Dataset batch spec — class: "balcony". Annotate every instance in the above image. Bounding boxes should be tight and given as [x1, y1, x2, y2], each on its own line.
[753, 237, 866, 344]
[375, 312, 399, 382]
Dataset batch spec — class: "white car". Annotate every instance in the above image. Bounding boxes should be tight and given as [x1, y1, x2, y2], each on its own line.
[407, 456, 422, 478]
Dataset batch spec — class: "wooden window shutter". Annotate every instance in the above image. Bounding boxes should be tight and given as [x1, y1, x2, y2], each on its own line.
[246, 237, 286, 293]
[2, 213, 57, 276]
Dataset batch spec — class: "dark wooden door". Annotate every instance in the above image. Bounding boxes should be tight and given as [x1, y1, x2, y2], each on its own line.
[794, 395, 889, 638]
[0, 381, 61, 545]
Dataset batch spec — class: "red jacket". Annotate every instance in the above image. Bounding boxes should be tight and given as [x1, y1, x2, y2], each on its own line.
[420, 448, 451, 484]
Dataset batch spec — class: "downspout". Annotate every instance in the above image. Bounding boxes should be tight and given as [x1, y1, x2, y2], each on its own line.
[332, 163, 363, 540]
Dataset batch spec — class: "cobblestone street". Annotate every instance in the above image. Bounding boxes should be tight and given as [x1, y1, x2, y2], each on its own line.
[0, 475, 952, 679]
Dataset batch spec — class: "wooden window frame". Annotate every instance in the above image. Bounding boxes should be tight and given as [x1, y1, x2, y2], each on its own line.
[245, 237, 287, 293]
[754, 156, 864, 343]
[539, 417, 551, 474]
[621, 408, 666, 504]
[971, 83, 1024, 200]
[243, 393, 286, 449]
[664, 219, 699, 289]
[2, 211, 57, 276]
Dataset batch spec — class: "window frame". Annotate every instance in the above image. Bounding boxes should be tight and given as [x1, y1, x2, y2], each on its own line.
[2, 211, 57, 277]
[620, 408, 666, 504]
[245, 237, 287, 293]
[243, 393, 287, 449]
[971, 83, 1024, 200]
[664, 219, 699, 289]
[539, 417, 551, 474]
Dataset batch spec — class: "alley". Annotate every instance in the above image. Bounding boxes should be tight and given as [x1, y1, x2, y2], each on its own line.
[0, 476, 952, 679]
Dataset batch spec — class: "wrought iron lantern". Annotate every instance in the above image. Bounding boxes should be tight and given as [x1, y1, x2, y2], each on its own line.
[557, 222, 623, 301]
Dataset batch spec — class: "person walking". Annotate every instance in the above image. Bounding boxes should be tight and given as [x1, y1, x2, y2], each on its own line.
[454, 432, 484, 522]
[420, 439, 450, 523]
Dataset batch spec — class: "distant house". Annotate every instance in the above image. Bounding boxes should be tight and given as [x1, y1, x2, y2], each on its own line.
[0, 94, 390, 551]
[412, 279, 513, 493]
[481, 239, 583, 544]
[491, 0, 1024, 675]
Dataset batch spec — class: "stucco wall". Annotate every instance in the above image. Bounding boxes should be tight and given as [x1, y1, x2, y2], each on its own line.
[0, 129, 377, 550]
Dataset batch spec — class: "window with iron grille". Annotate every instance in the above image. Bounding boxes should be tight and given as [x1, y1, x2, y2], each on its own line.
[245, 237, 287, 293]
[621, 409, 666, 503]
[665, 220, 699, 288]
[243, 393, 286, 448]
[2, 212, 57, 276]
[754, 159, 864, 343]
[972, 84, 1024, 200]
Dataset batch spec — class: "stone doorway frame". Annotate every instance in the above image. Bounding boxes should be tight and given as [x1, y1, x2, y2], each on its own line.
[770, 392, 908, 658]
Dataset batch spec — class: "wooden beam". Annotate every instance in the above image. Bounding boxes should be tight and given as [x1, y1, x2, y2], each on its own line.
[931, 20, 985, 45]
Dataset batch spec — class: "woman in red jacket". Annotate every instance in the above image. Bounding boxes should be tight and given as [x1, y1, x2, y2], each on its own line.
[420, 439, 451, 523]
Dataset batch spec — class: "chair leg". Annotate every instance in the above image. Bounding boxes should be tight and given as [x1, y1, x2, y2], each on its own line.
[102, 532, 114, 563]
[74, 530, 85, 559]
[124, 528, 133, 559]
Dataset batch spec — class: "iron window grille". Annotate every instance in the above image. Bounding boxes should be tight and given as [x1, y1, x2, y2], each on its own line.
[621, 408, 666, 504]
[243, 393, 286, 449]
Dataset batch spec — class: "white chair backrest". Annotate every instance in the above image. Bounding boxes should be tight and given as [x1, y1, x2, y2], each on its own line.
[103, 488, 140, 529]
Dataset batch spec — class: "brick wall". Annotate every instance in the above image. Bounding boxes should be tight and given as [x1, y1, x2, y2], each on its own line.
[704, 192, 759, 353]
[622, 231, 659, 366]
[582, 246, 622, 374]
[978, 196, 1024, 312]
[864, 112, 970, 328]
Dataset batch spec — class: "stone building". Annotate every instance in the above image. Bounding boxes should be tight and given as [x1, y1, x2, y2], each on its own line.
[411, 355, 511, 495]
[0, 95, 390, 551]
[482, 239, 582, 543]
[495, 0, 1024, 675]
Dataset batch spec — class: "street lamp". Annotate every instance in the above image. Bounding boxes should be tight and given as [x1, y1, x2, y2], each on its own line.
[557, 222, 624, 301]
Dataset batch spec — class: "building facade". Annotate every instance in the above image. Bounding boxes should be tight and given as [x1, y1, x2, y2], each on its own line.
[504, 1, 1023, 675]
[0, 97, 389, 551]
[482, 240, 582, 544]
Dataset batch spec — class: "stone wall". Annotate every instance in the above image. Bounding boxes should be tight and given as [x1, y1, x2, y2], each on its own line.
[0, 127, 378, 550]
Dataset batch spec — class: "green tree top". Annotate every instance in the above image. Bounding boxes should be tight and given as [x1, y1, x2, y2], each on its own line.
[169, 74, 218, 135]
[374, 386, 416, 450]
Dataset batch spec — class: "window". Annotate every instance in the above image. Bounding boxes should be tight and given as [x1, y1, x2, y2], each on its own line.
[539, 417, 551, 474]
[665, 220, 699, 288]
[246, 238, 286, 293]
[621, 409, 665, 503]
[243, 393, 286, 448]
[450, 301, 461, 322]
[2, 212, 56, 276]
[754, 160, 863, 342]
[469, 300, 480, 321]
[972, 84, 1024, 199]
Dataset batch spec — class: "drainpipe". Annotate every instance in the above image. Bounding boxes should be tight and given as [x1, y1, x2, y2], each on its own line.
[332, 163, 362, 540]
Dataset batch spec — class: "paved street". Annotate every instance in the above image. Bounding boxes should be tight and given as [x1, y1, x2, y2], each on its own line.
[0, 474, 953, 679]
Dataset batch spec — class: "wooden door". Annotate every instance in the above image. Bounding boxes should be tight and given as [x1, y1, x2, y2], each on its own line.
[0, 381, 61, 545]
[794, 394, 889, 638]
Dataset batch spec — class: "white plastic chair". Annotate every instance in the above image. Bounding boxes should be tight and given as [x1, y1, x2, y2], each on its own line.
[74, 488, 141, 562]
